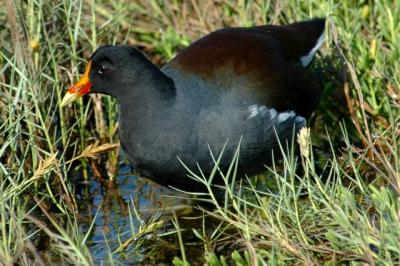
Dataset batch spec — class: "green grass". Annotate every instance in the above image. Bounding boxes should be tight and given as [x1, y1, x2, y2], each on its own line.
[1, 0, 399, 265]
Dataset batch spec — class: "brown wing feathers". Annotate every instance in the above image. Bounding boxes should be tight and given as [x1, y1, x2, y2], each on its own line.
[167, 19, 325, 118]
[170, 18, 325, 76]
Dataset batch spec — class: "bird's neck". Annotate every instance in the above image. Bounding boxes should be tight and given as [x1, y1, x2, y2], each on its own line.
[121, 54, 175, 102]
[118, 55, 176, 126]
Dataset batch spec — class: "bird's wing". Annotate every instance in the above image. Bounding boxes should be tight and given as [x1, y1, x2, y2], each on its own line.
[163, 19, 325, 117]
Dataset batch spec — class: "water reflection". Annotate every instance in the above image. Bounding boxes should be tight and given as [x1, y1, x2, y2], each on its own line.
[75, 163, 191, 264]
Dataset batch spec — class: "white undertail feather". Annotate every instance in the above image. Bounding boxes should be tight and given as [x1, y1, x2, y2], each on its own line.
[300, 31, 325, 67]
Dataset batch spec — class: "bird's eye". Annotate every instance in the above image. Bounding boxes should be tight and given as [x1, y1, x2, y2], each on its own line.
[98, 64, 107, 75]
[97, 60, 113, 75]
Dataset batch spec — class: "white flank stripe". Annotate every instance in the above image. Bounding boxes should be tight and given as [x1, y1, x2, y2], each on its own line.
[247, 105, 259, 119]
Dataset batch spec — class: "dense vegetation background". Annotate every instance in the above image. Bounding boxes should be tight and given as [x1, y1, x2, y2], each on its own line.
[1, 0, 399, 265]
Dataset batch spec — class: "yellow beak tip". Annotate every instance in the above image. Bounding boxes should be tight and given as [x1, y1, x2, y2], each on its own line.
[61, 92, 80, 107]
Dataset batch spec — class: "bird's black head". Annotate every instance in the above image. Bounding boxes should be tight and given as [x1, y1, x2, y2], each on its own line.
[61, 45, 150, 106]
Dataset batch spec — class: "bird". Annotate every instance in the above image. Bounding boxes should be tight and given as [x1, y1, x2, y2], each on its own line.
[61, 18, 325, 191]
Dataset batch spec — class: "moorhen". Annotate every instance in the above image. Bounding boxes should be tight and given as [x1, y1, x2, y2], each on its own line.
[62, 18, 325, 191]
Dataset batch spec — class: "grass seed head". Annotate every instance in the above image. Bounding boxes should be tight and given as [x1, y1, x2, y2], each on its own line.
[297, 127, 311, 159]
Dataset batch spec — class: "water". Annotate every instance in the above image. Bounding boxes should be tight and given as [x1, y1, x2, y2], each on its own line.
[75, 162, 193, 264]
